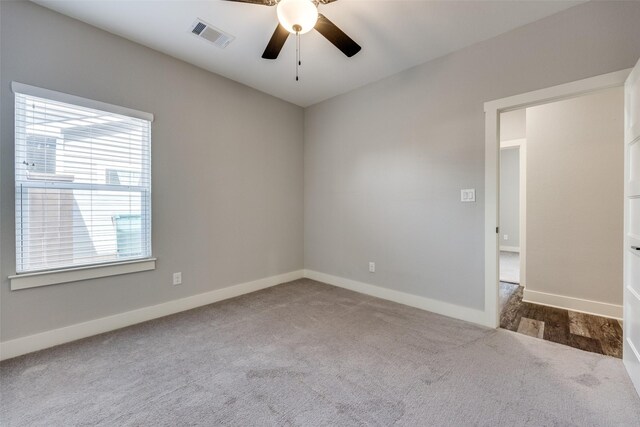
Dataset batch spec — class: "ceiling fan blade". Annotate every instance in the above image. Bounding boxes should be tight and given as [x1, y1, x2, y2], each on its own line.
[317, 0, 339, 3]
[221, 0, 276, 5]
[314, 14, 361, 58]
[262, 24, 290, 59]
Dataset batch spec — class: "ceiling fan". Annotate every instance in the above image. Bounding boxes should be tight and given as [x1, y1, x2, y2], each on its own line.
[223, 0, 361, 60]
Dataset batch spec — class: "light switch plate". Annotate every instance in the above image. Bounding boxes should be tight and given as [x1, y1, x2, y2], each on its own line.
[461, 189, 476, 202]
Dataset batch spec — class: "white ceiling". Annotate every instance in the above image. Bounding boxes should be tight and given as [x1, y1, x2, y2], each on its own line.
[33, 0, 582, 107]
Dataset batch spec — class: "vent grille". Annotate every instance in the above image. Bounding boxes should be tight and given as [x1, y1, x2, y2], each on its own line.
[190, 19, 234, 49]
[192, 22, 206, 36]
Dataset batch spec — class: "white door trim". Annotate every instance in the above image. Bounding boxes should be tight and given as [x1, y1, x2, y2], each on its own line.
[483, 68, 631, 328]
[624, 59, 640, 396]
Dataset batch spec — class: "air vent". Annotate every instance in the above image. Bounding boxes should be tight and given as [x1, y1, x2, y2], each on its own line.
[192, 22, 206, 36]
[190, 19, 235, 49]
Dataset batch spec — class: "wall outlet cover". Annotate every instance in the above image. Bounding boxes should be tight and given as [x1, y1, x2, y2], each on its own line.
[173, 272, 182, 286]
[369, 262, 375, 273]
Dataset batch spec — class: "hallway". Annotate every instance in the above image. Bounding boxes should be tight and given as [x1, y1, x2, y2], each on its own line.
[499, 282, 623, 358]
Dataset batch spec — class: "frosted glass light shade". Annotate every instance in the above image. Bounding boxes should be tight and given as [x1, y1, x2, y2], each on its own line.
[276, 0, 318, 34]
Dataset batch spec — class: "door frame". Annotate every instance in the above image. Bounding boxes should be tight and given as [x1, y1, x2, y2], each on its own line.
[483, 68, 631, 328]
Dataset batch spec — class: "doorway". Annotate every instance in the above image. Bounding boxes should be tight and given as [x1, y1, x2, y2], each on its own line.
[484, 69, 630, 358]
[499, 111, 525, 287]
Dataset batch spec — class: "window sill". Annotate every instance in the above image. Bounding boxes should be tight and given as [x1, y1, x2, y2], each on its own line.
[8, 258, 156, 291]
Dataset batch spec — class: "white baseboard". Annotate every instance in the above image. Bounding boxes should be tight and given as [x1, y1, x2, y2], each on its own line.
[0, 270, 304, 361]
[523, 288, 622, 319]
[303, 270, 489, 326]
[499, 246, 520, 253]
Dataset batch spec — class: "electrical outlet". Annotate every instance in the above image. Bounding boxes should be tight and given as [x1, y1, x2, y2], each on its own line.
[173, 272, 182, 286]
[503, 234, 509, 241]
[369, 262, 375, 273]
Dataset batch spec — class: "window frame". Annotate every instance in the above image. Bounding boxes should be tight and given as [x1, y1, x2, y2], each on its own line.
[9, 82, 156, 290]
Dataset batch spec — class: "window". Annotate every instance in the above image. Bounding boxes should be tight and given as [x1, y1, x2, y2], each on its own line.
[14, 83, 152, 274]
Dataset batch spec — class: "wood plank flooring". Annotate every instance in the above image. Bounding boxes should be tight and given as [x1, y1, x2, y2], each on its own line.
[499, 283, 623, 358]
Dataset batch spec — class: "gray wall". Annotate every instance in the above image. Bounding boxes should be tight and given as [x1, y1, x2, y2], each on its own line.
[304, 1, 640, 310]
[500, 109, 526, 142]
[0, 1, 304, 341]
[526, 87, 624, 305]
[500, 147, 520, 249]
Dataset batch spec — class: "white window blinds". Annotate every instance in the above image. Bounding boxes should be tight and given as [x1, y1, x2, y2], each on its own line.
[14, 83, 152, 274]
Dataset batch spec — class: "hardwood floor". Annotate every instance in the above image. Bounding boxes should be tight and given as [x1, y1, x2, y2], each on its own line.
[499, 283, 623, 358]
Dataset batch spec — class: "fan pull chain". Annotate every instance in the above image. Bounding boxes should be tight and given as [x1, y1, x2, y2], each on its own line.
[295, 31, 300, 81]
[298, 31, 302, 67]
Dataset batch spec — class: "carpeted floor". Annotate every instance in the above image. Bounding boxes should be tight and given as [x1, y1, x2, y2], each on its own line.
[1, 279, 639, 426]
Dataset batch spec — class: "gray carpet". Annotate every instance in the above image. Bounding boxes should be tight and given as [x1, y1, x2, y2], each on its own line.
[1, 279, 639, 426]
[500, 251, 520, 284]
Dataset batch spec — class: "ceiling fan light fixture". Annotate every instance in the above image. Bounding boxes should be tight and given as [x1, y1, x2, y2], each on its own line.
[276, 0, 318, 34]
